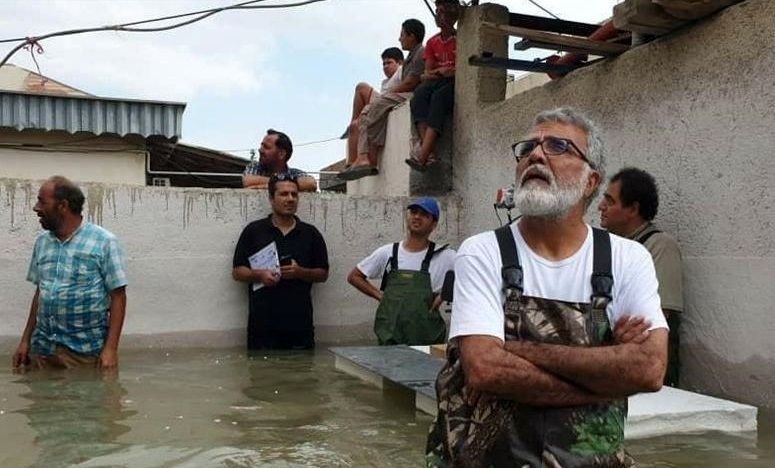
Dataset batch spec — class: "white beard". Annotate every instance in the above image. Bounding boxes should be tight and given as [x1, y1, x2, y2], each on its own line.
[515, 164, 589, 218]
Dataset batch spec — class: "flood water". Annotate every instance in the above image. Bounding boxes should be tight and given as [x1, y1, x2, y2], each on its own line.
[0, 348, 773, 467]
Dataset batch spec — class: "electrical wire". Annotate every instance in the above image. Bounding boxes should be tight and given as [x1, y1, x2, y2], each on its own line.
[524, 0, 561, 20]
[0, 0, 327, 68]
[221, 135, 341, 153]
[422, 0, 436, 17]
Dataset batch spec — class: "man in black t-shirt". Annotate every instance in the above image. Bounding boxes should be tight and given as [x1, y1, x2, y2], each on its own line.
[232, 174, 329, 349]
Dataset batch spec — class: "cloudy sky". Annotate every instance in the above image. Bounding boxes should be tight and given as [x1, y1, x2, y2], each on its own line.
[1, 0, 619, 173]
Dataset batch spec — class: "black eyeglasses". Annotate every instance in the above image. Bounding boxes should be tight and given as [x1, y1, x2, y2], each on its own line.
[511, 137, 590, 165]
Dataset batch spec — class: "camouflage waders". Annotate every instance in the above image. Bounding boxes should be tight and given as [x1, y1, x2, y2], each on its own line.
[374, 242, 447, 345]
[427, 226, 632, 468]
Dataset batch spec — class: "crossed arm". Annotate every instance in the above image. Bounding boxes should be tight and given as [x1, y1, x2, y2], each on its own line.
[460, 326, 667, 406]
[242, 174, 317, 192]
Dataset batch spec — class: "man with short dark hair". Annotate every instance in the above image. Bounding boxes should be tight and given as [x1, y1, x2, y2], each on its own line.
[232, 174, 329, 349]
[344, 47, 405, 167]
[599, 167, 683, 386]
[13, 176, 128, 371]
[242, 129, 317, 192]
[338, 18, 426, 180]
[427, 108, 668, 467]
[347, 197, 455, 345]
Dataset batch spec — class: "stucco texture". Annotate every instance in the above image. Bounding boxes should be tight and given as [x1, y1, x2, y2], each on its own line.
[453, 0, 775, 407]
[0, 180, 461, 351]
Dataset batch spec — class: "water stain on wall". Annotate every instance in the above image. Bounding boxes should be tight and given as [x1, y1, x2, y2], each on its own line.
[3, 179, 17, 228]
[129, 187, 143, 215]
[183, 191, 197, 228]
[87, 184, 104, 225]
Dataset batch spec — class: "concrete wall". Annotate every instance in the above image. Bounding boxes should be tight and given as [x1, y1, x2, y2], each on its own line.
[0, 179, 461, 351]
[347, 102, 412, 197]
[0, 130, 146, 185]
[453, 0, 775, 407]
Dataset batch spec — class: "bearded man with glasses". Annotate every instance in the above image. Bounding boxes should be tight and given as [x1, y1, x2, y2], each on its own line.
[427, 107, 668, 467]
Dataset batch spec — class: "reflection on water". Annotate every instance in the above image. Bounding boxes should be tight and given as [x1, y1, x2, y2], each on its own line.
[0, 348, 433, 467]
[7, 369, 135, 468]
[628, 409, 775, 468]
[0, 348, 774, 467]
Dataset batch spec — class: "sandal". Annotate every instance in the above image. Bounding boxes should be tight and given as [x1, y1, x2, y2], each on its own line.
[405, 154, 439, 172]
[338, 165, 379, 181]
[405, 157, 428, 172]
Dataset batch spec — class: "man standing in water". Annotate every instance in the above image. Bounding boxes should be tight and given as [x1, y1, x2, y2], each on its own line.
[599, 167, 683, 386]
[232, 174, 329, 349]
[347, 197, 455, 345]
[13, 176, 128, 371]
[427, 108, 668, 467]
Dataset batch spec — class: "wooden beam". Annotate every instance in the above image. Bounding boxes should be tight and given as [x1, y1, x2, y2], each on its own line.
[468, 54, 581, 74]
[654, 0, 742, 20]
[508, 13, 601, 36]
[482, 22, 629, 56]
[613, 0, 685, 35]
[513, 39, 614, 56]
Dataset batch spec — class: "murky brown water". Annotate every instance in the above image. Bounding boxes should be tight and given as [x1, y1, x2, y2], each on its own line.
[0, 348, 772, 467]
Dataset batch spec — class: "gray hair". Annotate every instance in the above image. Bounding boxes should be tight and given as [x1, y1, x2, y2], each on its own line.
[533, 107, 606, 203]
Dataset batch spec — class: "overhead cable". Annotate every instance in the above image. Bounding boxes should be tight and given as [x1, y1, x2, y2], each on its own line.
[524, 0, 561, 20]
[0, 0, 327, 68]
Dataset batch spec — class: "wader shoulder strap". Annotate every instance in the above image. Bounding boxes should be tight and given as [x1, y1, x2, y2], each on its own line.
[494, 224, 523, 293]
[591, 228, 614, 309]
[420, 242, 437, 273]
[379, 243, 401, 291]
[636, 228, 662, 245]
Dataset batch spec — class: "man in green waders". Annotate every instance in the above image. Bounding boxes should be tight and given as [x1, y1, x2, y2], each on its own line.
[426, 108, 669, 467]
[347, 197, 456, 345]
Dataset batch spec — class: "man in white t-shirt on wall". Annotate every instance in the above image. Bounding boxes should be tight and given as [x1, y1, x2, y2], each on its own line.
[426, 108, 668, 467]
[347, 197, 456, 345]
[343, 47, 405, 168]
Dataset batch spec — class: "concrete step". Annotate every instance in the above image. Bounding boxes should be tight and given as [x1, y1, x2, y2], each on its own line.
[330, 345, 757, 439]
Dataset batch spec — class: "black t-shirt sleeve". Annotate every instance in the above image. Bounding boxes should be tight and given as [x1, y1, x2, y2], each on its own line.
[310, 227, 329, 270]
[233, 225, 254, 268]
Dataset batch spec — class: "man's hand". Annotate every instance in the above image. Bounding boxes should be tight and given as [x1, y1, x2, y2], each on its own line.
[280, 260, 302, 280]
[256, 269, 280, 287]
[437, 66, 455, 78]
[12, 341, 30, 369]
[97, 347, 119, 371]
[613, 316, 651, 345]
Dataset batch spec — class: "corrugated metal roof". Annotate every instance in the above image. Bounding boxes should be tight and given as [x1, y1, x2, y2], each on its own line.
[0, 91, 186, 139]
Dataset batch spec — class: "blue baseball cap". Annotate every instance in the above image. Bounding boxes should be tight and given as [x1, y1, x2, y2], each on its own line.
[407, 197, 440, 221]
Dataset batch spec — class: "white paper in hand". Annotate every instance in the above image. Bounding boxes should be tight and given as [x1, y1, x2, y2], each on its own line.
[248, 241, 280, 291]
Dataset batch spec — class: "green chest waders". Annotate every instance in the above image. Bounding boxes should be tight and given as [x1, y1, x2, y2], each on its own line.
[427, 226, 632, 468]
[374, 242, 447, 346]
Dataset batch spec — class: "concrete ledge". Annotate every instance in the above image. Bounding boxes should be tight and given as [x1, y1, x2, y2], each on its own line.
[331, 345, 758, 439]
[627, 386, 758, 438]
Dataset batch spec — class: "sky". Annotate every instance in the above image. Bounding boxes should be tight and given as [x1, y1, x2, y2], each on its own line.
[1, 0, 620, 174]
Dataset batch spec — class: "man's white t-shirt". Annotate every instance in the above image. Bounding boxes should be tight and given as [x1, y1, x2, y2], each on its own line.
[450, 224, 668, 341]
[380, 66, 403, 93]
[357, 241, 456, 293]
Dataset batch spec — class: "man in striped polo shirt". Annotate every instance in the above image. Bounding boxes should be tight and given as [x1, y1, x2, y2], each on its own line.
[12, 176, 128, 371]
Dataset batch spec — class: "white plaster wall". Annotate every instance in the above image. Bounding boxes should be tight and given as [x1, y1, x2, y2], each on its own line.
[454, 0, 775, 407]
[0, 180, 461, 351]
[347, 101, 412, 197]
[0, 130, 146, 185]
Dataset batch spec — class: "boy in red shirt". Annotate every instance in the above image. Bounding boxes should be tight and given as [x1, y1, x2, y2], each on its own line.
[406, 0, 460, 171]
